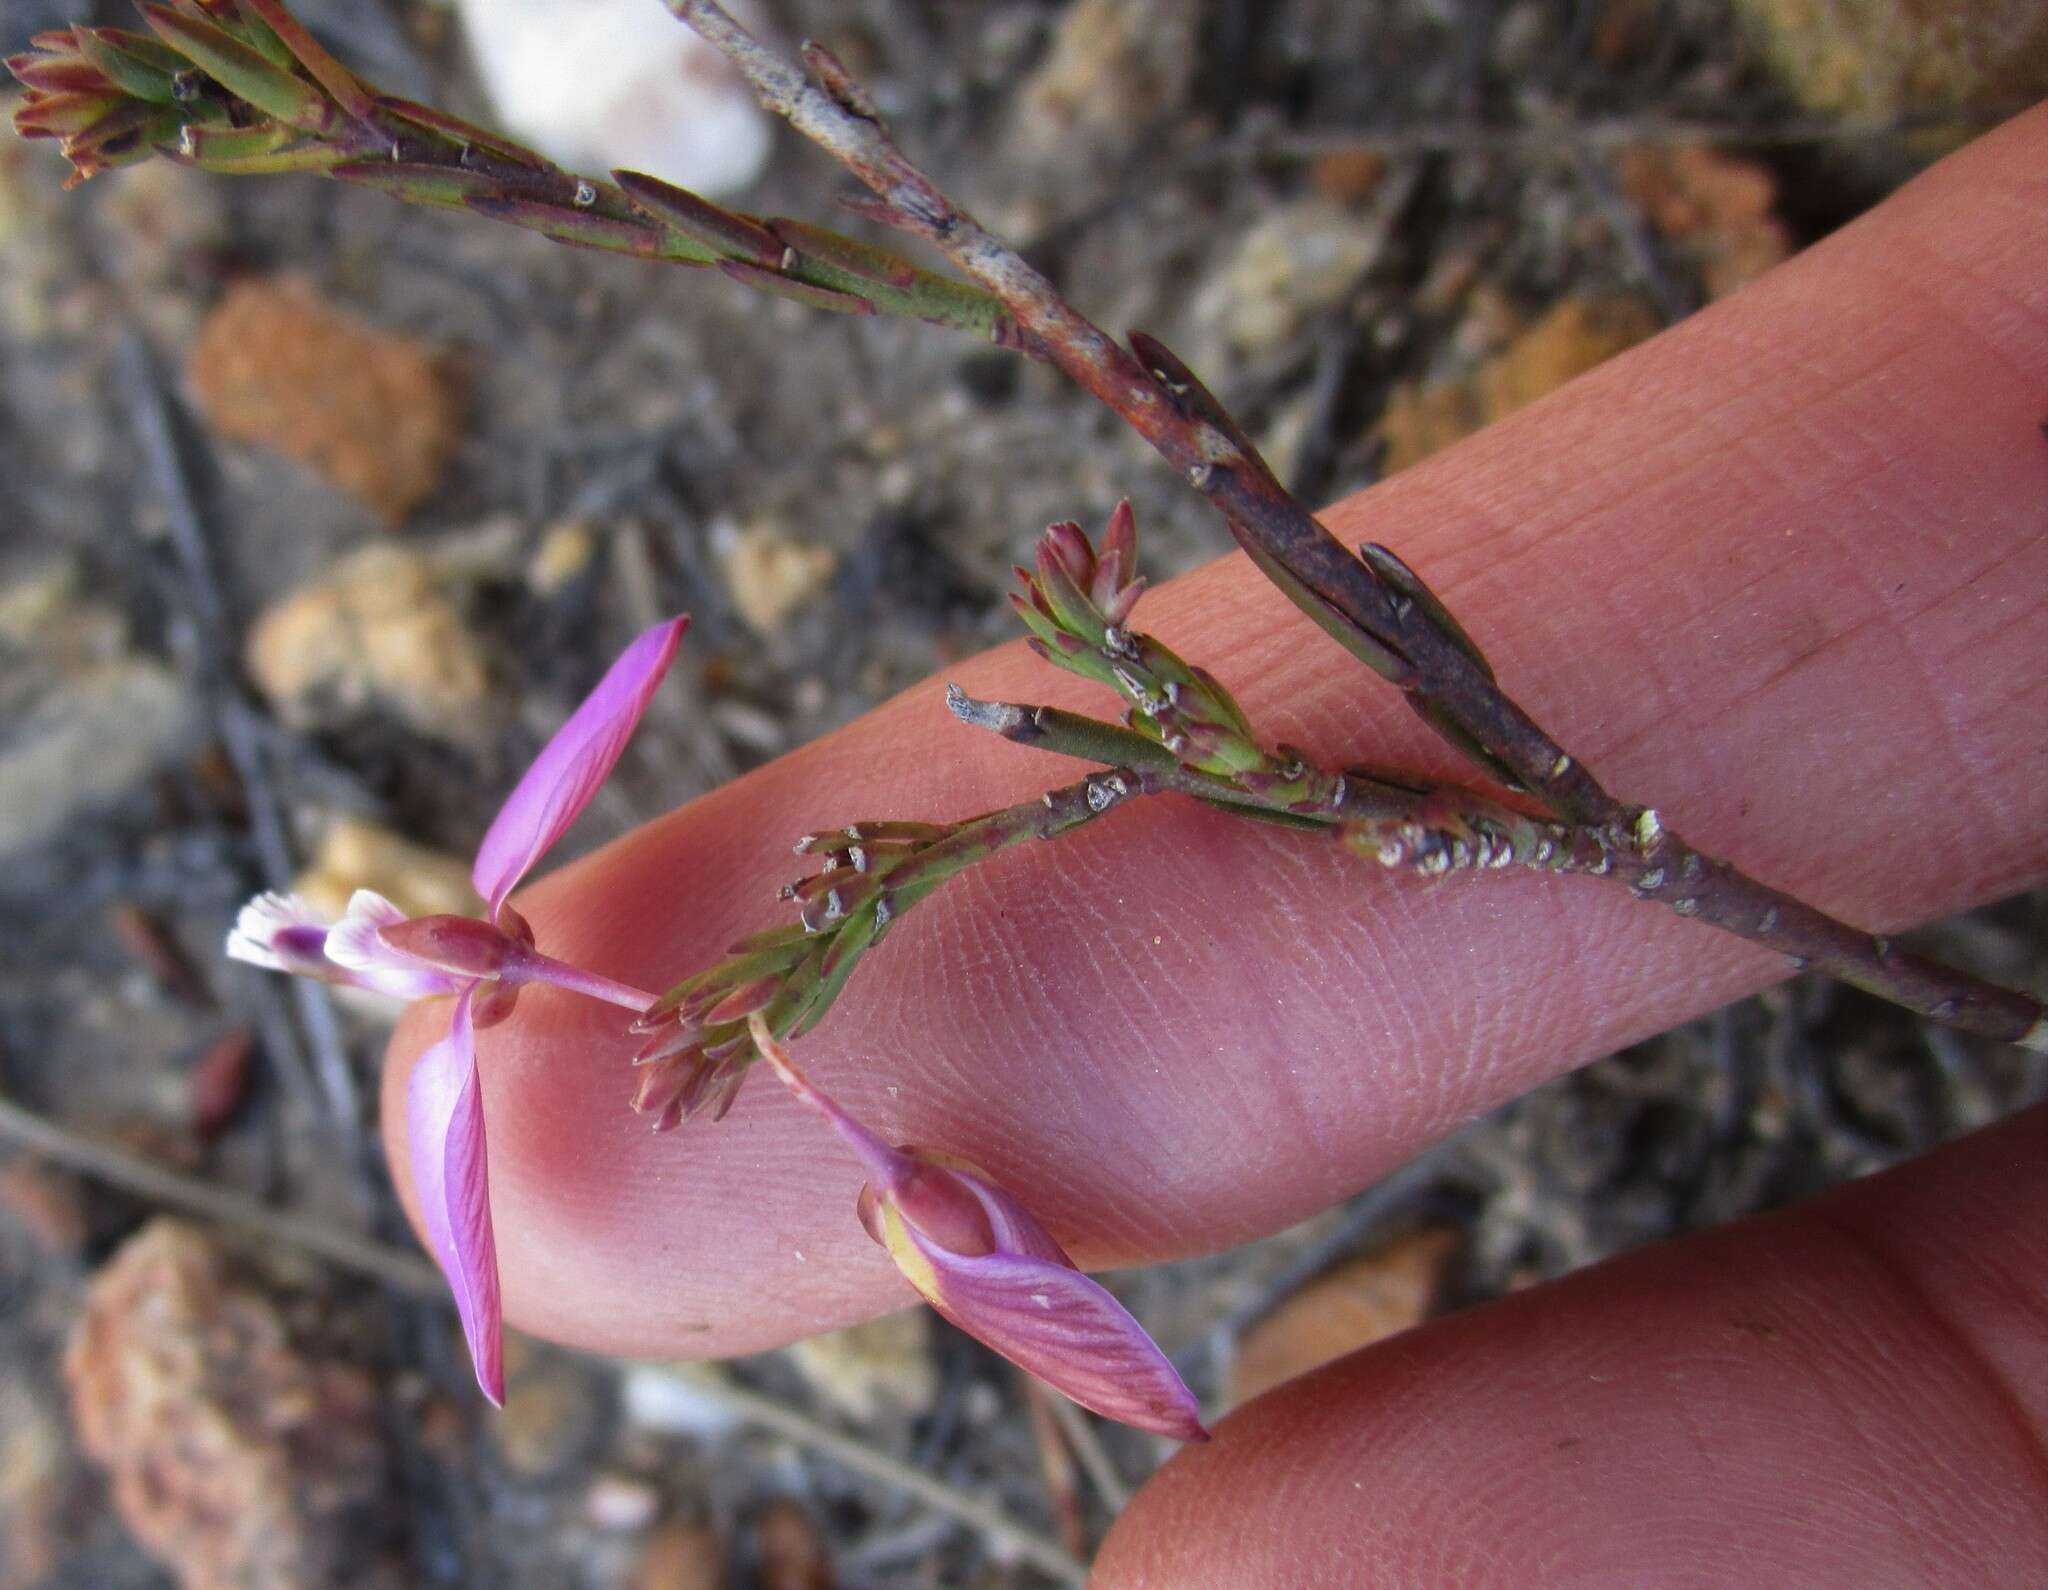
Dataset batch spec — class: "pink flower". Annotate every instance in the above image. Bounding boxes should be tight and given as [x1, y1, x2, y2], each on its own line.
[227, 616, 688, 1402]
[748, 1016, 1208, 1442]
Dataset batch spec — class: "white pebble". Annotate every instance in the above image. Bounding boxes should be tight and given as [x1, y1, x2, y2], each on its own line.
[454, 0, 773, 197]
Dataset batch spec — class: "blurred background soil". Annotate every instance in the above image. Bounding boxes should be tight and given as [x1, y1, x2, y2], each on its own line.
[1, 1, 2044, 1585]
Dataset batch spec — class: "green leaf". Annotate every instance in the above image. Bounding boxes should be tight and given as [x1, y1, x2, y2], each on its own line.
[71, 28, 185, 103]
[464, 194, 662, 257]
[615, 170, 776, 266]
[139, 4, 330, 131]
[332, 159, 497, 208]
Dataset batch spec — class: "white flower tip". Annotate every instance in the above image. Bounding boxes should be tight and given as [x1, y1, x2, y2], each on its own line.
[225, 892, 327, 971]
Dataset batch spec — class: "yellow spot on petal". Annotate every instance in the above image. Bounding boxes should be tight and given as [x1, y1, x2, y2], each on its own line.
[875, 1201, 944, 1307]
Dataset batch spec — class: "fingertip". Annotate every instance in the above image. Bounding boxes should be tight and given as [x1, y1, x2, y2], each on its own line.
[1094, 1109, 2048, 1587]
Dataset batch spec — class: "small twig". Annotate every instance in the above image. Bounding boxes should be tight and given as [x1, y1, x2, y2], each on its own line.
[1558, 135, 1691, 325]
[663, 1367, 1089, 1585]
[1252, 111, 2030, 161]
[1024, 1376, 1089, 1559]
[661, 1, 2048, 1053]
[0, 1087, 441, 1294]
[1046, 1392, 1134, 1514]
[117, 329, 368, 1139]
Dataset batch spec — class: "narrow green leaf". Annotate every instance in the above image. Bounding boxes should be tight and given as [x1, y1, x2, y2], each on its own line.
[236, 0, 376, 124]
[615, 169, 780, 266]
[172, 120, 346, 173]
[138, 4, 330, 131]
[73, 27, 185, 103]
[718, 258, 875, 315]
[1235, 531, 1416, 686]
[377, 96, 548, 169]
[464, 194, 662, 257]
[1359, 542, 1496, 681]
[332, 160, 497, 208]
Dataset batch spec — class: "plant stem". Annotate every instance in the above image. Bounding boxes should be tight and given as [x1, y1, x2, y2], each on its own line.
[659, 0, 2046, 1053]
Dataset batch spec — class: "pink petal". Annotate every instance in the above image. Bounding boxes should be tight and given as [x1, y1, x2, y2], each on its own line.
[321, 890, 470, 999]
[405, 986, 504, 1405]
[941, 1162, 1072, 1268]
[907, 1231, 1208, 1442]
[227, 890, 463, 1000]
[472, 616, 688, 919]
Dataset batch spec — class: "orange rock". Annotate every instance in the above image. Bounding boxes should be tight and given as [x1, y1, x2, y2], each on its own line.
[1618, 145, 1794, 299]
[1373, 296, 1658, 474]
[754, 1499, 831, 1590]
[633, 1521, 728, 1590]
[65, 1220, 391, 1589]
[186, 277, 461, 524]
[1229, 1228, 1460, 1408]
[1310, 149, 1388, 206]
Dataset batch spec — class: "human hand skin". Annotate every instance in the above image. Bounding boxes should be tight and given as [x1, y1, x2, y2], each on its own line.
[385, 106, 2048, 1582]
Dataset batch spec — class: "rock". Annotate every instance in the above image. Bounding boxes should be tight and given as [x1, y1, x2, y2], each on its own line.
[1012, 0, 1202, 163]
[785, 1308, 937, 1422]
[633, 1521, 727, 1590]
[291, 816, 480, 924]
[243, 545, 493, 740]
[1734, 0, 2048, 122]
[186, 277, 461, 524]
[584, 1471, 662, 1532]
[1372, 294, 1658, 473]
[454, 0, 771, 198]
[0, 562, 197, 858]
[1229, 1228, 1460, 1409]
[621, 1363, 743, 1440]
[753, 1499, 831, 1590]
[717, 520, 837, 637]
[0, 1374, 73, 1590]
[1309, 149, 1389, 206]
[64, 1220, 391, 1589]
[1193, 200, 1388, 357]
[528, 520, 599, 597]
[1617, 145, 1793, 299]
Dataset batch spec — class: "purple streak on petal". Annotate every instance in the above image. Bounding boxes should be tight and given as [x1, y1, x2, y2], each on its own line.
[908, 1229, 1208, 1441]
[943, 1162, 1072, 1267]
[405, 987, 504, 1405]
[225, 892, 334, 977]
[472, 615, 688, 919]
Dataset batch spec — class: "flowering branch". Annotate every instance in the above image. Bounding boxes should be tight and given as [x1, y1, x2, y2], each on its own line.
[655, 0, 2045, 1055]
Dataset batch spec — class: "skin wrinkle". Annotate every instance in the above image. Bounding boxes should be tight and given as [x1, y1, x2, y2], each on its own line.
[1808, 501, 2008, 851]
[1882, 229, 2048, 401]
[1811, 1205, 2048, 1521]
